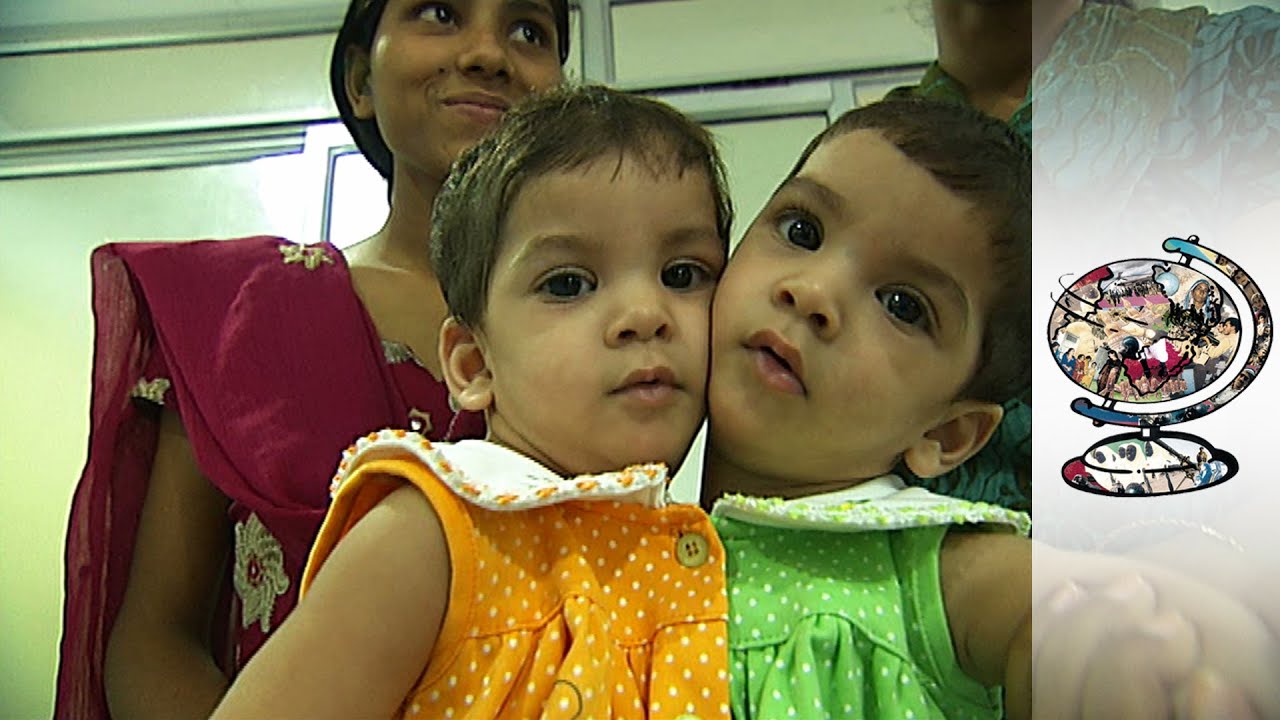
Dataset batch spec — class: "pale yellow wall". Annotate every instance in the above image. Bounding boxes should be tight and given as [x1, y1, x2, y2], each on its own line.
[0, 3, 934, 717]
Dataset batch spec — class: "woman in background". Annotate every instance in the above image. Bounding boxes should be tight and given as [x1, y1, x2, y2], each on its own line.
[54, 2, 569, 718]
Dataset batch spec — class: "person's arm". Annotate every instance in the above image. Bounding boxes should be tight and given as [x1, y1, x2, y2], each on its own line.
[1122, 520, 1280, 639]
[211, 483, 450, 719]
[104, 408, 232, 720]
[939, 529, 1032, 720]
[943, 530, 1280, 720]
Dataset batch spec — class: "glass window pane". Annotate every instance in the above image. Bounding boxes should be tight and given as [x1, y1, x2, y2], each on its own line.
[326, 149, 388, 249]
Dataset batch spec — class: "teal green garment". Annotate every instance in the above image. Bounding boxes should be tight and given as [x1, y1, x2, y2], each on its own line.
[1035, 4, 1280, 236]
[887, 62, 1032, 144]
[714, 516, 1003, 720]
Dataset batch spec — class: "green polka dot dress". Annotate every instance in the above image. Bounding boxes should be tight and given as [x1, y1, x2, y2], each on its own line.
[711, 476, 1030, 720]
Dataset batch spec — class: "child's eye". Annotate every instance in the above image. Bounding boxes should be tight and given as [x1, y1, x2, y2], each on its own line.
[510, 20, 550, 47]
[877, 288, 933, 330]
[775, 210, 822, 251]
[417, 3, 456, 26]
[537, 270, 596, 300]
[660, 260, 715, 291]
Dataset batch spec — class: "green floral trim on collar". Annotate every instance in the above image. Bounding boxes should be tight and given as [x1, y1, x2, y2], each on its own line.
[713, 482, 1030, 536]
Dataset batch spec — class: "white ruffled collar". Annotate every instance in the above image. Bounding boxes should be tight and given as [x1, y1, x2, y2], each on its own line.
[330, 429, 670, 511]
[711, 475, 1030, 535]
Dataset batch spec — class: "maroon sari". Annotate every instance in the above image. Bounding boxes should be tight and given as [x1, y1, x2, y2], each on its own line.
[55, 236, 483, 719]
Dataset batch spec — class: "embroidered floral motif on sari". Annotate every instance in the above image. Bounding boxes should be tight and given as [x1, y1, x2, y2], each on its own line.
[278, 243, 334, 270]
[233, 513, 290, 633]
[128, 377, 171, 405]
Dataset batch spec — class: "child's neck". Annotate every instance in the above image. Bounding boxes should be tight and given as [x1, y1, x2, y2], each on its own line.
[700, 441, 873, 510]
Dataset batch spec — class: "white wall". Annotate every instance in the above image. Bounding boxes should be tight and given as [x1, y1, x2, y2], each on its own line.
[0, 2, 935, 717]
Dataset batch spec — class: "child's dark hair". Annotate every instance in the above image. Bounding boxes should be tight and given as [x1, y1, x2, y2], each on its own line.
[785, 98, 1031, 404]
[431, 84, 733, 328]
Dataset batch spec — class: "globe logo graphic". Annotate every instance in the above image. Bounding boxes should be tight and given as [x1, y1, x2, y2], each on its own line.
[1048, 236, 1270, 496]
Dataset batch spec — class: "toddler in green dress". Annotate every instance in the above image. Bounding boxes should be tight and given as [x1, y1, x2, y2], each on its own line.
[699, 98, 1279, 720]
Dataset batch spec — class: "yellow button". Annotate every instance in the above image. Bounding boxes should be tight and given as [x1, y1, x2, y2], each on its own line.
[674, 715, 701, 720]
[676, 532, 710, 568]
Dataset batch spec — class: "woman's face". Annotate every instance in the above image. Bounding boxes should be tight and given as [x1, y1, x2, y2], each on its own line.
[356, 0, 564, 186]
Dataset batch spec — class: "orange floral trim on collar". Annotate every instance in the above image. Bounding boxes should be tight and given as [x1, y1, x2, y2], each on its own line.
[331, 429, 671, 511]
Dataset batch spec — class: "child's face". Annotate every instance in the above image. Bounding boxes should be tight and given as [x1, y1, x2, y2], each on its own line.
[709, 129, 998, 485]
[450, 154, 724, 476]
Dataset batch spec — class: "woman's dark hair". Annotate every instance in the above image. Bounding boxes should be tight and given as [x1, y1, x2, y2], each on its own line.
[329, 0, 571, 180]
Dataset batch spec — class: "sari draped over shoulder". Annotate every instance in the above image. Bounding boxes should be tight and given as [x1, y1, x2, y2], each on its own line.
[55, 236, 483, 719]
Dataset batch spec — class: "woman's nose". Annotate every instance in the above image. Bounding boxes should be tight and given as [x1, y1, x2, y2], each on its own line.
[456, 24, 511, 78]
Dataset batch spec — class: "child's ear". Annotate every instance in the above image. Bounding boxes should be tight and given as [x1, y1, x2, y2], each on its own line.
[440, 317, 494, 412]
[902, 400, 1004, 479]
[343, 46, 375, 119]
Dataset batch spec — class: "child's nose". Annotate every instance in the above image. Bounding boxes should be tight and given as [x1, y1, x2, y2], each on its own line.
[774, 276, 840, 338]
[607, 287, 672, 345]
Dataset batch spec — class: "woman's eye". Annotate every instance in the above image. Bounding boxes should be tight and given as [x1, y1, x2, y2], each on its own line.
[661, 261, 714, 291]
[418, 3, 456, 25]
[510, 20, 550, 46]
[775, 212, 821, 251]
[878, 288, 930, 329]
[538, 271, 595, 299]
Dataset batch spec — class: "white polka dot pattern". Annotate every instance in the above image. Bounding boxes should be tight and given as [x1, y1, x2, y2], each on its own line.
[714, 513, 1006, 719]
[313, 437, 731, 719]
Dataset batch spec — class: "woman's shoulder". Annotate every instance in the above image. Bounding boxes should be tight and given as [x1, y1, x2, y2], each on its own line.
[97, 236, 354, 313]
[97, 235, 342, 269]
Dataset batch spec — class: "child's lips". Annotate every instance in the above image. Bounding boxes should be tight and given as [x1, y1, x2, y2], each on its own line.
[751, 348, 806, 395]
[745, 331, 806, 395]
[612, 366, 681, 406]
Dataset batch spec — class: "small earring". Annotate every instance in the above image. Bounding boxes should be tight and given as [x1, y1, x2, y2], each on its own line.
[408, 408, 433, 434]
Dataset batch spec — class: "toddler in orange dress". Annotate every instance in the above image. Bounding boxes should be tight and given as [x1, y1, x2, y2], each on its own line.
[212, 84, 733, 719]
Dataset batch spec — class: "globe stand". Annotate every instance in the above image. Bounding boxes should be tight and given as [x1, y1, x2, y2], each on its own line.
[1060, 410, 1238, 496]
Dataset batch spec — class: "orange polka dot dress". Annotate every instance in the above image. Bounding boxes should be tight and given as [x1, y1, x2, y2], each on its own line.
[304, 430, 730, 719]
